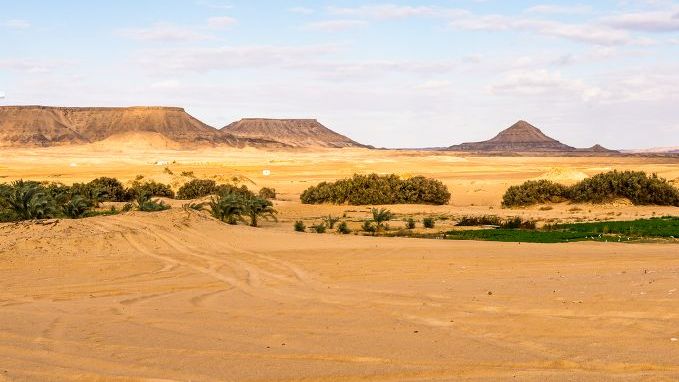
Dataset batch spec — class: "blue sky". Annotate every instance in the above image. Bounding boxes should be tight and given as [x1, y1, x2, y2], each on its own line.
[1, 0, 678, 149]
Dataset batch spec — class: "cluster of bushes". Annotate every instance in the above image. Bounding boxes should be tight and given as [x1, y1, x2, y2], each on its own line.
[0, 178, 169, 222]
[502, 171, 679, 207]
[0, 174, 281, 225]
[456, 215, 536, 229]
[300, 173, 450, 206]
[177, 179, 256, 200]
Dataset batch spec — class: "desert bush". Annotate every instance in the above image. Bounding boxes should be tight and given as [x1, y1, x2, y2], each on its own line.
[216, 184, 255, 198]
[423, 217, 435, 229]
[300, 173, 450, 205]
[337, 221, 351, 234]
[405, 217, 416, 229]
[61, 195, 92, 218]
[456, 215, 502, 226]
[294, 220, 306, 232]
[312, 223, 327, 233]
[568, 171, 679, 206]
[135, 192, 170, 212]
[322, 215, 341, 229]
[361, 220, 376, 234]
[502, 180, 570, 207]
[129, 180, 175, 199]
[87, 177, 129, 202]
[500, 217, 536, 229]
[258, 187, 276, 200]
[177, 179, 217, 200]
[503, 171, 679, 207]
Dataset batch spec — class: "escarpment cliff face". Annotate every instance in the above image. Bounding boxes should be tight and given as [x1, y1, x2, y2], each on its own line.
[449, 120, 576, 152]
[0, 106, 285, 147]
[0, 107, 366, 149]
[222, 118, 368, 148]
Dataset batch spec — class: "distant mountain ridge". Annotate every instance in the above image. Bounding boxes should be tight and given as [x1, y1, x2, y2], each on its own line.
[448, 120, 616, 153]
[0, 106, 364, 148]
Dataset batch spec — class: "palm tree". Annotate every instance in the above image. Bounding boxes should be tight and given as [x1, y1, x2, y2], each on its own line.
[243, 196, 277, 227]
[5, 180, 54, 220]
[135, 192, 169, 212]
[209, 193, 246, 225]
[62, 195, 92, 218]
[371, 208, 392, 229]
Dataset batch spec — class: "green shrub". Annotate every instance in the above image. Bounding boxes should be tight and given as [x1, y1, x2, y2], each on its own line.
[300, 173, 450, 205]
[177, 179, 217, 199]
[500, 216, 536, 229]
[208, 193, 245, 225]
[129, 180, 175, 199]
[61, 195, 92, 218]
[456, 215, 535, 229]
[322, 215, 341, 229]
[312, 223, 327, 233]
[337, 221, 351, 234]
[1, 180, 56, 221]
[502, 171, 679, 207]
[568, 171, 679, 206]
[371, 208, 392, 229]
[456, 215, 502, 226]
[294, 220, 306, 232]
[216, 183, 255, 198]
[502, 180, 570, 207]
[135, 192, 170, 212]
[258, 187, 276, 200]
[242, 196, 277, 227]
[87, 177, 129, 202]
[423, 217, 435, 229]
[361, 220, 376, 234]
[405, 217, 416, 229]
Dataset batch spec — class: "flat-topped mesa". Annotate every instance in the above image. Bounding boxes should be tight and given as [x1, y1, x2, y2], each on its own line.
[0, 105, 290, 147]
[222, 118, 367, 148]
[449, 120, 576, 152]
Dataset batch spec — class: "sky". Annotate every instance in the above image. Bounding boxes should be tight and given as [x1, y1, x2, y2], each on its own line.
[1, 0, 678, 149]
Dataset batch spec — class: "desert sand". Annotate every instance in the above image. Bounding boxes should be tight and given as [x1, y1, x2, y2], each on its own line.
[1, 145, 679, 381]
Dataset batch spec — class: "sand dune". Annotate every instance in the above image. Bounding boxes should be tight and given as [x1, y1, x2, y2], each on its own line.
[1, 147, 679, 381]
[1, 209, 678, 381]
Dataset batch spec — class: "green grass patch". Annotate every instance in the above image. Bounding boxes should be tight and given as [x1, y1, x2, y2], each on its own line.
[443, 217, 679, 243]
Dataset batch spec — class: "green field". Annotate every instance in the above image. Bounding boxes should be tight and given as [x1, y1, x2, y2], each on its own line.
[442, 217, 679, 243]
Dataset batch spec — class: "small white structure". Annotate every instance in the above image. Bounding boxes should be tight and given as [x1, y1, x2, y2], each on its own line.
[155, 160, 169, 166]
[262, 169, 271, 176]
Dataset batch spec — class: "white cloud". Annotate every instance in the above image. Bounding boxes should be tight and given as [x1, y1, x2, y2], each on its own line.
[0, 58, 64, 73]
[450, 14, 632, 45]
[491, 70, 604, 101]
[207, 16, 237, 29]
[604, 8, 679, 32]
[303, 19, 367, 32]
[137, 44, 342, 72]
[328, 5, 466, 19]
[415, 80, 451, 90]
[118, 23, 213, 42]
[525, 5, 592, 15]
[150, 80, 181, 89]
[2, 19, 30, 29]
[289, 6, 314, 15]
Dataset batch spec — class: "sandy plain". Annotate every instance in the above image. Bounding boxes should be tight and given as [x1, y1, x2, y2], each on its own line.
[1, 144, 678, 381]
